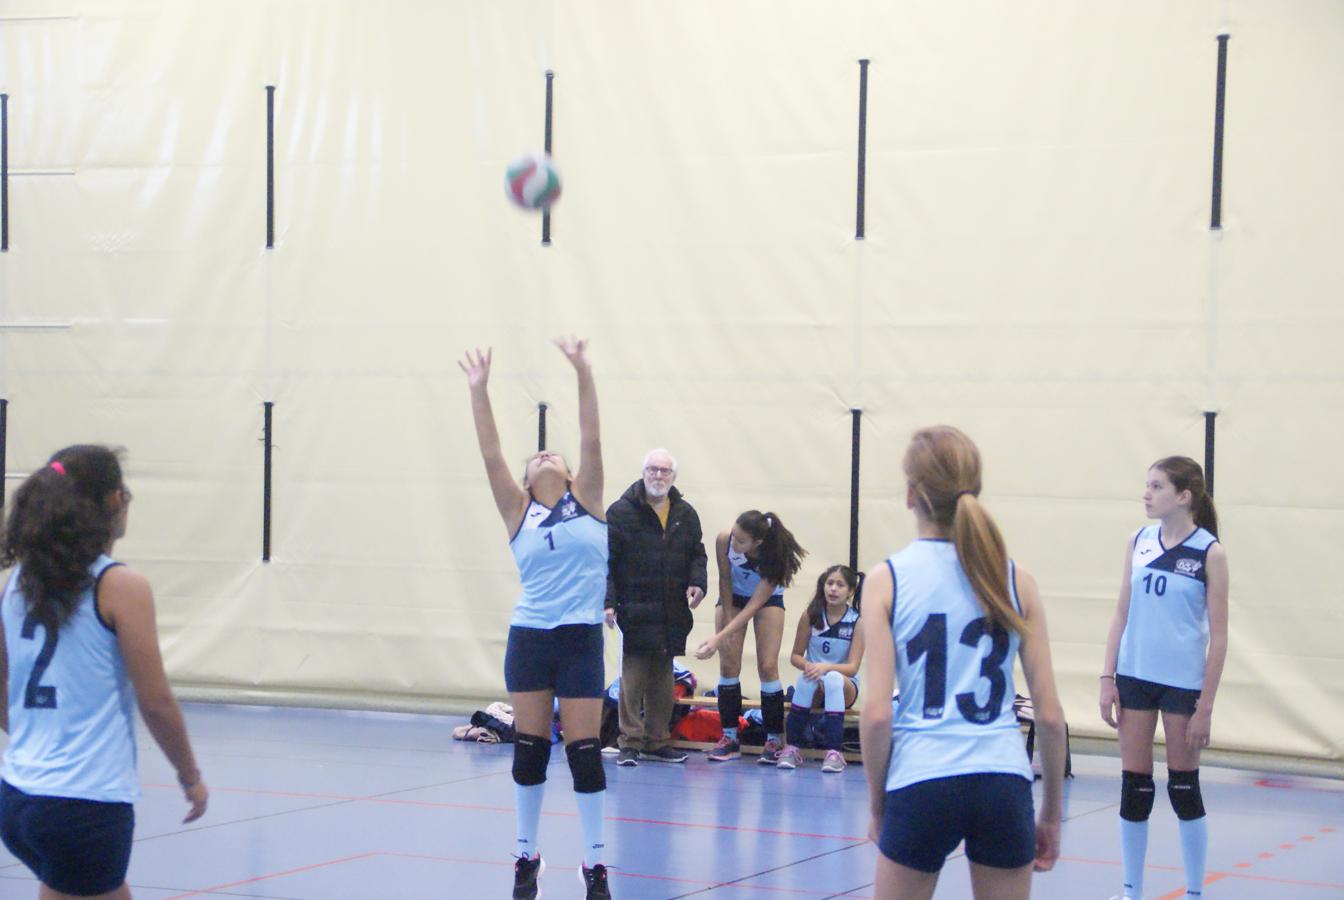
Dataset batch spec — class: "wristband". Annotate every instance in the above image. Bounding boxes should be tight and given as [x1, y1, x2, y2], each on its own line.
[1099, 674, 1115, 680]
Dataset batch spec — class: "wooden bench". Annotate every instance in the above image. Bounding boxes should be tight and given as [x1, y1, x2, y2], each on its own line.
[670, 695, 1058, 770]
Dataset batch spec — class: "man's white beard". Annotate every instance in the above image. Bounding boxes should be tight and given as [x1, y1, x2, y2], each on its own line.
[645, 480, 670, 500]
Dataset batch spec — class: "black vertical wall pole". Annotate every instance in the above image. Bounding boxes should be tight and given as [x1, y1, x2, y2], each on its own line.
[1210, 35, 1229, 230]
[849, 409, 862, 572]
[1203, 411, 1217, 496]
[855, 60, 869, 240]
[0, 399, 8, 510]
[262, 401, 274, 562]
[537, 403, 548, 452]
[541, 71, 555, 246]
[266, 85, 276, 248]
[2, 93, 9, 252]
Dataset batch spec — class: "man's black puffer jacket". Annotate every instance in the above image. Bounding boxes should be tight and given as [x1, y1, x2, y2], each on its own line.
[605, 480, 708, 657]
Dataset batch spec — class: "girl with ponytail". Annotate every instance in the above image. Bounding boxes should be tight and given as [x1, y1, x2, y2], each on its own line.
[0, 445, 208, 899]
[860, 426, 1066, 899]
[1099, 456, 1228, 900]
[694, 510, 805, 764]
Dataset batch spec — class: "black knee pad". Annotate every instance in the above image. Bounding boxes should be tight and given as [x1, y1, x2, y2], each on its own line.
[761, 689, 785, 734]
[566, 738, 606, 794]
[1167, 768, 1206, 820]
[718, 683, 742, 729]
[1120, 770, 1156, 822]
[512, 733, 551, 787]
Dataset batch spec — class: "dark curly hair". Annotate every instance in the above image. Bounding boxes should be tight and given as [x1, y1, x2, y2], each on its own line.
[1, 445, 125, 632]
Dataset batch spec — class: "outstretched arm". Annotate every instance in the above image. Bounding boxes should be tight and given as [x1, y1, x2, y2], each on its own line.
[459, 348, 528, 534]
[554, 336, 603, 516]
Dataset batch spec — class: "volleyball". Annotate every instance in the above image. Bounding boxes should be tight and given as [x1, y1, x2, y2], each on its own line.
[504, 152, 562, 211]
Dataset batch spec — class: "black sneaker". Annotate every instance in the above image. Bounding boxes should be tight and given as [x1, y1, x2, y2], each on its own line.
[579, 863, 612, 899]
[512, 854, 544, 899]
[640, 746, 688, 763]
[616, 747, 640, 767]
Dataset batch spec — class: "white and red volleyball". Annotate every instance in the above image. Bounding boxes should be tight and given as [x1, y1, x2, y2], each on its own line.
[504, 152, 562, 211]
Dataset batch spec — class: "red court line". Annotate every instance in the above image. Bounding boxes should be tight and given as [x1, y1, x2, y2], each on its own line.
[161, 851, 379, 899]
[1254, 778, 1344, 794]
[144, 781, 865, 841]
[165, 849, 839, 899]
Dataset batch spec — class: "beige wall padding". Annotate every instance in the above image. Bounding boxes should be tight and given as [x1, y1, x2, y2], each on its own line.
[2, 1, 1341, 763]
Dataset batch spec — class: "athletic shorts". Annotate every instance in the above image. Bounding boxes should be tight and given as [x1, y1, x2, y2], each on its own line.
[504, 624, 605, 697]
[878, 773, 1035, 872]
[1116, 673, 1200, 716]
[717, 592, 785, 611]
[0, 781, 134, 896]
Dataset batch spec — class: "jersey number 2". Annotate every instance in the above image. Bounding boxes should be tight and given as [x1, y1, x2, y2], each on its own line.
[21, 613, 59, 709]
[906, 613, 1009, 725]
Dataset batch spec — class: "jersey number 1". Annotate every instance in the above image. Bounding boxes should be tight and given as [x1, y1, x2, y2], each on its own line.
[906, 613, 1010, 725]
[21, 613, 59, 709]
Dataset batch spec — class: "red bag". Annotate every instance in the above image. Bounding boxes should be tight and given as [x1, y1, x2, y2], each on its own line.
[670, 709, 747, 742]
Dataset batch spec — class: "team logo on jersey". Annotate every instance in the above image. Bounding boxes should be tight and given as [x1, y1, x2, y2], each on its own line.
[559, 499, 577, 520]
[838, 625, 854, 640]
[1138, 548, 1155, 556]
[1175, 558, 1203, 577]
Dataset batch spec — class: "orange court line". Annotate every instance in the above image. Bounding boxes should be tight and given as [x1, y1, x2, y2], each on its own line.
[161, 851, 380, 899]
[1152, 824, 1342, 899]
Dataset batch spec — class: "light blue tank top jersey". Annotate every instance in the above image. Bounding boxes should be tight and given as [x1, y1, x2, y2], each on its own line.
[808, 606, 860, 684]
[884, 540, 1031, 791]
[1117, 524, 1217, 691]
[2, 557, 139, 803]
[509, 491, 608, 629]
[728, 547, 784, 602]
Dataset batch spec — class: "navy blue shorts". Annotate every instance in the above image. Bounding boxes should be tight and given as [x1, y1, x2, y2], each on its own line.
[879, 773, 1035, 872]
[504, 624, 605, 697]
[0, 781, 134, 895]
[1116, 674, 1200, 715]
[718, 592, 785, 611]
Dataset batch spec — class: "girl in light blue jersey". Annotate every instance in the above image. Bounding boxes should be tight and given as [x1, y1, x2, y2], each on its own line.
[1, 445, 207, 900]
[860, 426, 1066, 900]
[694, 510, 805, 764]
[777, 564, 865, 773]
[459, 337, 611, 900]
[1100, 457, 1229, 900]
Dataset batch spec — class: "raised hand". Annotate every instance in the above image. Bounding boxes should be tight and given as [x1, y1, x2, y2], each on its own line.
[457, 348, 493, 390]
[552, 335, 590, 371]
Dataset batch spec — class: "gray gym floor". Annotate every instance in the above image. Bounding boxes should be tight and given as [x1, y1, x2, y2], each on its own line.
[0, 703, 1339, 898]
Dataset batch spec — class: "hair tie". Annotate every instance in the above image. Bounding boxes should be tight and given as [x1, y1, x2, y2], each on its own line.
[765, 515, 773, 528]
[49, 461, 66, 476]
[954, 490, 974, 502]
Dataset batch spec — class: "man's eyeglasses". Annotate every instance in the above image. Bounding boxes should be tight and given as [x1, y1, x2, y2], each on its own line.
[644, 466, 674, 477]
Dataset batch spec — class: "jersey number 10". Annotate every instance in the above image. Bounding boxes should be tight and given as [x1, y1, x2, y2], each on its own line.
[906, 613, 1010, 725]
